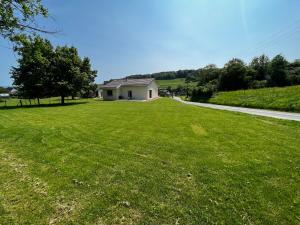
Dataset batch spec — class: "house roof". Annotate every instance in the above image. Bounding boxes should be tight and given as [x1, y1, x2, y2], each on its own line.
[100, 78, 155, 89]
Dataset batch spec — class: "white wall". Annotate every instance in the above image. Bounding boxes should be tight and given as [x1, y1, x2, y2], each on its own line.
[102, 88, 119, 100]
[101, 80, 159, 100]
[146, 81, 159, 100]
[119, 86, 148, 100]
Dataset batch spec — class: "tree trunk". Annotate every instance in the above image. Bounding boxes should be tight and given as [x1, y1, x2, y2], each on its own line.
[29, 99, 31, 106]
[61, 96, 65, 105]
[72, 95, 75, 100]
[37, 98, 40, 105]
[19, 99, 23, 107]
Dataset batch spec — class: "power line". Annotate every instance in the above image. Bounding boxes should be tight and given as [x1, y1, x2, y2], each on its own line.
[235, 18, 300, 57]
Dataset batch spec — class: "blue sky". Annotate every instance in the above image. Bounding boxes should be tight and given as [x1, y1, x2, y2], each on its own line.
[1, 0, 300, 86]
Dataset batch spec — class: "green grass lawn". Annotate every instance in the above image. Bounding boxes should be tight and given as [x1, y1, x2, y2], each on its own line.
[0, 97, 83, 108]
[207, 85, 300, 112]
[0, 98, 299, 224]
[157, 78, 197, 89]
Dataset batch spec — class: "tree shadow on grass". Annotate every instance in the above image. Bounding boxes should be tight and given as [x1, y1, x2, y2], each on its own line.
[0, 101, 88, 110]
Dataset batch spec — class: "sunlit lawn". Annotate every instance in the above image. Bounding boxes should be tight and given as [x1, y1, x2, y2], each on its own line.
[0, 98, 299, 224]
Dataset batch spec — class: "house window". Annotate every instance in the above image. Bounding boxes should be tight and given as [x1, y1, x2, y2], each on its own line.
[107, 90, 113, 96]
[149, 90, 152, 98]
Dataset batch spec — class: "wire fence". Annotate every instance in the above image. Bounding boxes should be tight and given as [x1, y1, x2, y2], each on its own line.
[0, 97, 85, 109]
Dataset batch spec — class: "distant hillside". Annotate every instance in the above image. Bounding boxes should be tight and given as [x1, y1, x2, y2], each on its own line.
[157, 78, 198, 89]
[126, 69, 197, 81]
[0, 86, 12, 93]
[207, 85, 300, 112]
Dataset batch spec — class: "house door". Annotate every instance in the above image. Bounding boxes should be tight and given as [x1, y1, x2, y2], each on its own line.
[149, 90, 152, 98]
[128, 90, 132, 99]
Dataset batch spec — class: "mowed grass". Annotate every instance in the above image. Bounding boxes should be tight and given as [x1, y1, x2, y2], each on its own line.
[157, 78, 197, 89]
[0, 97, 85, 108]
[208, 85, 300, 112]
[0, 98, 299, 224]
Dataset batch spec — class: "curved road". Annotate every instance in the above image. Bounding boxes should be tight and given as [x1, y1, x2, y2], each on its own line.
[173, 97, 300, 122]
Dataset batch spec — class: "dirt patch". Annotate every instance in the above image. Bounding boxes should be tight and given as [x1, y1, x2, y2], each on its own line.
[48, 199, 77, 225]
[191, 124, 207, 136]
[1, 152, 48, 196]
[108, 208, 142, 225]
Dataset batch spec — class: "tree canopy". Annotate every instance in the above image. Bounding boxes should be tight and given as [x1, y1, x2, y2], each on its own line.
[11, 36, 54, 102]
[218, 58, 248, 91]
[249, 55, 269, 81]
[11, 36, 97, 104]
[0, 0, 52, 41]
[268, 55, 288, 87]
[51, 46, 97, 104]
[197, 64, 220, 86]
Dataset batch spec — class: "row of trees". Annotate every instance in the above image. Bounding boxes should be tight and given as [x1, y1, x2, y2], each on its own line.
[199, 55, 299, 90]
[126, 69, 196, 80]
[191, 54, 300, 100]
[11, 36, 97, 104]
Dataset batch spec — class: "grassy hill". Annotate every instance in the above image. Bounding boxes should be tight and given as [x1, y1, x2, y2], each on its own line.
[208, 85, 300, 112]
[0, 98, 299, 224]
[157, 78, 197, 89]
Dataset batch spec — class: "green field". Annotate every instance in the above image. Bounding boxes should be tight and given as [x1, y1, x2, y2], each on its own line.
[0, 98, 299, 224]
[0, 97, 82, 108]
[207, 85, 300, 112]
[157, 78, 197, 89]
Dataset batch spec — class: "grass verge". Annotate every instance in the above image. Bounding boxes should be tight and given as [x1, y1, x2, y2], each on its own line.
[207, 85, 300, 112]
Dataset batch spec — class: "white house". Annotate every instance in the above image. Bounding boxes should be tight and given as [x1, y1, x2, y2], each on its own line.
[99, 78, 159, 101]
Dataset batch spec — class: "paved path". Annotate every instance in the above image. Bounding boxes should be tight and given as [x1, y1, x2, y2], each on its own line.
[173, 97, 300, 122]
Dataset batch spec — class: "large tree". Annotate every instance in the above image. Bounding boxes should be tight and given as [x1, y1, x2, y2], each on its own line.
[11, 37, 98, 105]
[268, 55, 288, 87]
[11, 36, 54, 103]
[250, 54, 270, 81]
[51, 46, 97, 104]
[197, 64, 221, 86]
[80, 57, 97, 98]
[218, 58, 248, 91]
[0, 0, 52, 41]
